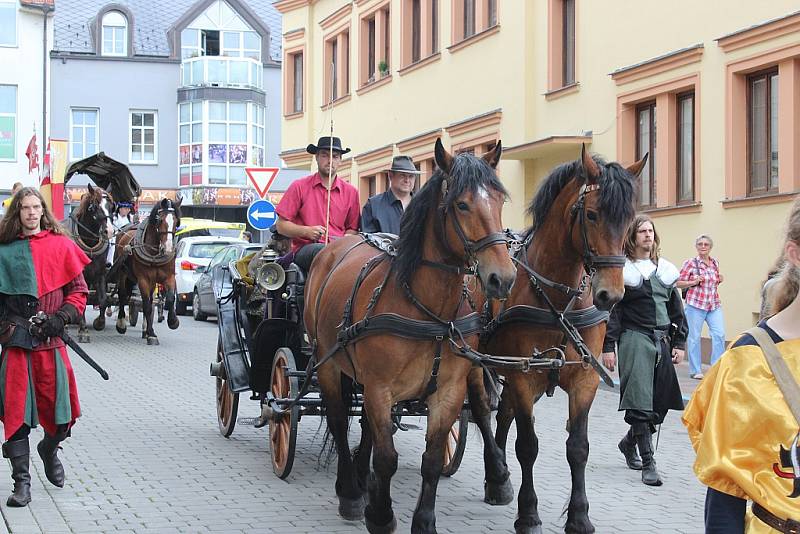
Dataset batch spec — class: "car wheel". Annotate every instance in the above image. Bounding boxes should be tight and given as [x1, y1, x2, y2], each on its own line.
[193, 292, 207, 321]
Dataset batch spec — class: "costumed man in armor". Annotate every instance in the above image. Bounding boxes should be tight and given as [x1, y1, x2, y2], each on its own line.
[684, 197, 800, 533]
[0, 188, 89, 507]
[601, 214, 686, 487]
[106, 200, 133, 268]
[275, 136, 361, 272]
[360, 155, 419, 234]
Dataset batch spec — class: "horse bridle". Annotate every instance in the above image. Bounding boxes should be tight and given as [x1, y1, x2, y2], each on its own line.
[569, 183, 626, 272]
[152, 206, 178, 240]
[425, 180, 508, 275]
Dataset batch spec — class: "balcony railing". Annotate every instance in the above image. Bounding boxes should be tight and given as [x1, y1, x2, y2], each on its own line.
[180, 56, 263, 90]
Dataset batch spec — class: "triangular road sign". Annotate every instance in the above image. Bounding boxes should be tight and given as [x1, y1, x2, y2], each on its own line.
[245, 167, 280, 199]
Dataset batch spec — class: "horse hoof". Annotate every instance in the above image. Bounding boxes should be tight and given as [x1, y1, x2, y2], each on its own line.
[484, 477, 514, 506]
[565, 521, 595, 534]
[365, 514, 396, 534]
[78, 334, 90, 343]
[158, 316, 164, 323]
[515, 525, 543, 534]
[168, 318, 179, 330]
[338, 495, 365, 521]
[147, 337, 159, 346]
[142, 330, 148, 339]
[116, 325, 127, 335]
[92, 317, 105, 331]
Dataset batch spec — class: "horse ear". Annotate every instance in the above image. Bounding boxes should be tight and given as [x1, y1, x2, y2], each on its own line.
[173, 196, 182, 209]
[482, 140, 502, 169]
[581, 144, 600, 181]
[87, 183, 94, 194]
[626, 153, 649, 178]
[434, 138, 453, 175]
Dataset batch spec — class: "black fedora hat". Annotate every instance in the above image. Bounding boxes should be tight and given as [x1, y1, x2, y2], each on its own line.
[384, 155, 422, 175]
[307, 136, 351, 155]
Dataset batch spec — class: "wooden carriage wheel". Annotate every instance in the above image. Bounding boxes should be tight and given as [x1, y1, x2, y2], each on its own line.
[441, 408, 469, 477]
[215, 336, 239, 438]
[268, 347, 299, 479]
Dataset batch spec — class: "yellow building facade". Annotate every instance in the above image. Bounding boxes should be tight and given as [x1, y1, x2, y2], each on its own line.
[277, 0, 800, 340]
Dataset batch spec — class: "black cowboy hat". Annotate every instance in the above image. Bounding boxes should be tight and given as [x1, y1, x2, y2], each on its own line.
[384, 155, 422, 175]
[307, 136, 351, 155]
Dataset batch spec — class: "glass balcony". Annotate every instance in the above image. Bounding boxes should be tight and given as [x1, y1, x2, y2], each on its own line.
[180, 56, 263, 90]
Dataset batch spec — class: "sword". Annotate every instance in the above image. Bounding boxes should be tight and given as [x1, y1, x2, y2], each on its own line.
[30, 312, 109, 380]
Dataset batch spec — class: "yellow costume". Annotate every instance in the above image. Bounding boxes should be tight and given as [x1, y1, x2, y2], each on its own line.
[683, 337, 800, 533]
[2, 197, 11, 210]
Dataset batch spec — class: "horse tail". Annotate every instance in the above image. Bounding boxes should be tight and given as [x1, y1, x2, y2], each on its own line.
[317, 371, 358, 468]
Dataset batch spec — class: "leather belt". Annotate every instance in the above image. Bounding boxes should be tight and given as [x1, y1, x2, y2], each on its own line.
[753, 503, 800, 534]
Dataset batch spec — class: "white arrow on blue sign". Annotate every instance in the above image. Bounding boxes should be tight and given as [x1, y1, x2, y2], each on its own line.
[247, 199, 277, 231]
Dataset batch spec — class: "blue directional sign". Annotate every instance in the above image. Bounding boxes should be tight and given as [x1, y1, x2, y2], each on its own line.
[247, 199, 277, 231]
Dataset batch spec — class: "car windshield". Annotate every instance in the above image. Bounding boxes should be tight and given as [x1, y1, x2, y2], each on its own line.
[188, 243, 230, 259]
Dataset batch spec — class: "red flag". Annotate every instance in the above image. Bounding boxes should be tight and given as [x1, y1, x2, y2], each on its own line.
[25, 134, 38, 173]
[40, 140, 51, 186]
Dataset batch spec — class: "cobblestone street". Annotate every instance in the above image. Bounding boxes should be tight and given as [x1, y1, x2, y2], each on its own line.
[0, 311, 705, 533]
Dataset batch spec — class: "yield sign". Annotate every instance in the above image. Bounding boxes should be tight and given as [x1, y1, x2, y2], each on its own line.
[245, 167, 280, 199]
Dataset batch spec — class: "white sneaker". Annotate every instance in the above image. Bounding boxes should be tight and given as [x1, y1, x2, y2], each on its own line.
[691, 373, 704, 380]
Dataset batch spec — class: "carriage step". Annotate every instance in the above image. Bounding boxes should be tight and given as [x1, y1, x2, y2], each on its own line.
[237, 417, 258, 425]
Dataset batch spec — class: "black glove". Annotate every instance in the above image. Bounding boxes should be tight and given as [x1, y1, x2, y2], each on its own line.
[30, 304, 79, 340]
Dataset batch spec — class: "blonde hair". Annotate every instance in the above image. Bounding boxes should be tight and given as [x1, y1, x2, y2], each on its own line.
[764, 198, 800, 315]
[624, 213, 660, 262]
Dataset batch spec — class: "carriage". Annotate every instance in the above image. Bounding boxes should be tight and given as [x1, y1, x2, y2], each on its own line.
[210, 239, 470, 479]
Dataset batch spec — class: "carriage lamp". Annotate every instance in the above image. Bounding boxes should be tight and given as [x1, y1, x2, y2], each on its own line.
[255, 250, 286, 292]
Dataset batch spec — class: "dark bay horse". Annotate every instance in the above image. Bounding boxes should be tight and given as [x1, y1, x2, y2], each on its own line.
[304, 140, 516, 534]
[64, 184, 115, 342]
[467, 147, 645, 534]
[112, 198, 181, 345]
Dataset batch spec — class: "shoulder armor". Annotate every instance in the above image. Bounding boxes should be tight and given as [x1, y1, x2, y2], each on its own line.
[656, 258, 680, 287]
[623, 259, 643, 287]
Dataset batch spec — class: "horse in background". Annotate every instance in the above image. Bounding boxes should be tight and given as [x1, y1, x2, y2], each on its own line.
[64, 184, 115, 342]
[468, 147, 644, 534]
[111, 197, 182, 345]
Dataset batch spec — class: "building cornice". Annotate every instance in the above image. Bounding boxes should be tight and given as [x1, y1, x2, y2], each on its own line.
[610, 44, 703, 85]
[445, 109, 502, 140]
[274, 0, 315, 15]
[284, 28, 305, 43]
[354, 143, 393, 166]
[503, 135, 592, 161]
[397, 128, 443, 155]
[716, 10, 800, 52]
[280, 147, 313, 169]
[319, 3, 352, 31]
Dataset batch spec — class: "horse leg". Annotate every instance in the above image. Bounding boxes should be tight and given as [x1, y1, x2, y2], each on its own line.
[363, 389, 398, 534]
[354, 412, 373, 495]
[139, 280, 157, 345]
[411, 389, 465, 534]
[77, 312, 90, 343]
[93, 273, 107, 331]
[165, 280, 179, 330]
[318, 365, 364, 521]
[563, 381, 597, 534]
[511, 381, 543, 534]
[494, 387, 515, 454]
[466, 368, 513, 505]
[115, 279, 129, 334]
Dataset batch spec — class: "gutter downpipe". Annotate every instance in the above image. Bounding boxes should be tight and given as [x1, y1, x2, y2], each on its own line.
[41, 5, 53, 147]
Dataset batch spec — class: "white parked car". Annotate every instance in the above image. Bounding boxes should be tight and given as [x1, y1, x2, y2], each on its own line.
[174, 236, 245, 315]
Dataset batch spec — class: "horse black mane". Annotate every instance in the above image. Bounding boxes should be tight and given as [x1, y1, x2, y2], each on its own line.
[149, 198, 181, 228]
[526, 154, 635, 237]
[394, 153, 507, 286]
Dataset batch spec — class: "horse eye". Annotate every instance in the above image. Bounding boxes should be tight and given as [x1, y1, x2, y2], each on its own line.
[456, 202, 469, 211]
[586, 210, 598, 222]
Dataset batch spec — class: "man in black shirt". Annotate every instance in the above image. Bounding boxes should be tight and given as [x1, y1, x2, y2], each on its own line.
[360, 155, 419, 235]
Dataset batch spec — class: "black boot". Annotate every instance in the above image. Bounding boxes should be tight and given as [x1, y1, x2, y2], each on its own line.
[2, 439, 31, 506]
[618, 426, 642, 470]
[633, 423, 662, 486]
[37, 430, 67, 488]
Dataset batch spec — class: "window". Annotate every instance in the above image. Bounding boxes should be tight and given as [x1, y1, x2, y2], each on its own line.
[562, 0, 575, 86]
[325, 29, 350, 103]
[130, 111, 157, 164]
[70, 109, 99, 161]
[676, 92, 694, 204]
[452, 0, 496, 45]
[360, 5, 391, 86]
[288, 51, 304, 113]
[0, 1, 16, 47]
[747, 69, 779, 196]
[403, 0, 439, 67]
[179, 102, 203, 185]
[0, 85, 15, 160]
[636, 101, 656, 208]
[101, 11, 127, 56]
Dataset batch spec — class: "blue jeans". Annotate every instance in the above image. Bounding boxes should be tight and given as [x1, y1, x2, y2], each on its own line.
[685, 304, 726, 375]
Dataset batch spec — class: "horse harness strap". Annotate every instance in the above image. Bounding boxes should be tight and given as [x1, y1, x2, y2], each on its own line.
[570, 183, 626, 271]
[129, 220, 176, 267]
[69, 214, 109, 256]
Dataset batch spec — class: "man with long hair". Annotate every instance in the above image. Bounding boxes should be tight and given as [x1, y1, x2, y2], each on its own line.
[0, 188, 89, 507]
[684, 197, 800, 532]
[601, 214, 686, 486]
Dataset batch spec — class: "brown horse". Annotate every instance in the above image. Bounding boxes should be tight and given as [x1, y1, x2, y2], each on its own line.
[467, 147, 645, 534]
[112, 198, 182, 345]
[304, 139, 516, 534]
[64, 184, 115, 342]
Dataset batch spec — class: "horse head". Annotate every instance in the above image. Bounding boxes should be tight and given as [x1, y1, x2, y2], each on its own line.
[545, 145, 645, 310]
[149, 197, 182, 256]
[84, 184, 115, 240]
[430, 138, 516, 300]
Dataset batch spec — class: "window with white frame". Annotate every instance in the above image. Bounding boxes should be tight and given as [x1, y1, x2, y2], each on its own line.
[0, 85, 16, 161]
[179, 101, 204, 186]
[102, 11, 128, 56]
[70, 109, 99, 161]
[0, 1, 16, 47]
[130, 111, 157, 163]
